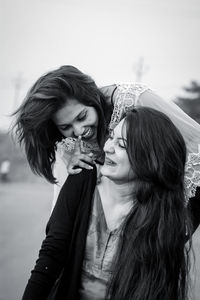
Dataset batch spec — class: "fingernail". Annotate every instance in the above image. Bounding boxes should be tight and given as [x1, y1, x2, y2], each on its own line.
[88, 166, 93, 169]
[89, 153, 93, 157]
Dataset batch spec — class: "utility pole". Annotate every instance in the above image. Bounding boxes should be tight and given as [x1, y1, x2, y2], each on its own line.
[12, 73, 25, 110]
[133, 57, 149, 82]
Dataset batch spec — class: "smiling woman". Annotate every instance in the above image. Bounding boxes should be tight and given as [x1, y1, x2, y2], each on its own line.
[12, 65, 200, 232]
[52, 98, 98, 141]
[12, 65, 112, 184]
[101, 119, 134, 183]
[22, 107, 193, 300]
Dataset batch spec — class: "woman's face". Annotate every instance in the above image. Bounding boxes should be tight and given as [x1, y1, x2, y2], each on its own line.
[101, 119, 134, 183]
[52, 98, 99, 141]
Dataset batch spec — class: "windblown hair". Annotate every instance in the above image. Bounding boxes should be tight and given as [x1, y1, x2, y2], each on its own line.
[12, 65, 108, 183]
[108, 107, 192, 300]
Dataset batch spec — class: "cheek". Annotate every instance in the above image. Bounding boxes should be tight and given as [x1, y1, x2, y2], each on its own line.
[120, 156, 132, 172]
[127, 168, 135, 180]
[88, 109, 98, 126]
[59, 129, 72, 138]
[122, 160, 135, 179]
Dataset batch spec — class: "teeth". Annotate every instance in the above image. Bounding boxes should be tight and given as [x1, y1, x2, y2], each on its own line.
[83, 128, 92, 138]
[105, 158, 115, 165]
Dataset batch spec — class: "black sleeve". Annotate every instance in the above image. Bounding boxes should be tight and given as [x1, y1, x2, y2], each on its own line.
[22, 172, 87, 300]
[188, 186, 200, 234]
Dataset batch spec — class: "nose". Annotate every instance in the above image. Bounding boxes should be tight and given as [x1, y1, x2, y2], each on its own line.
[73, 123, 84, 137]
[103, 138, 115, 153]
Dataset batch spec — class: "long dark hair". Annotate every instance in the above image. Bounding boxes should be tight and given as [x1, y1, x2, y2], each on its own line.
[12, 65, 109, 183]
[108, 107, 192, 300]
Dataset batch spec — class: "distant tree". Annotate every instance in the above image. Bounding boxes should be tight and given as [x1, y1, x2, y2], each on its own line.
[175, 81, 200, 123]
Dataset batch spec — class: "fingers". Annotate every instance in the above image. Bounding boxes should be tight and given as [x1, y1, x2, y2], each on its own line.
[77, 161, 93, 170]
[77, 153, 94, 163]
[68, 159, 93, 171]
[69, 153, 94, 165]
[67, 136, 96, 174]
[68, 167, 82, 175]
[67, 152, 94, 174]
[74, 136, 82, 155]
[68, 161, 93, 174]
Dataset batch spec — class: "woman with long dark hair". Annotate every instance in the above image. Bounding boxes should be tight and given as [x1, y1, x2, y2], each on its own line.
[12, 65, 111, 183]
[12, 66, 200, 226]
[22, 107, 192, 300]
[105, 108, 191, 299]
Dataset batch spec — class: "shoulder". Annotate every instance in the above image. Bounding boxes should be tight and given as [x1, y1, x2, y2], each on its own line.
[48, 167, 97, 229]
[61, 167, 97, 195]
[100, 84, 117, 103]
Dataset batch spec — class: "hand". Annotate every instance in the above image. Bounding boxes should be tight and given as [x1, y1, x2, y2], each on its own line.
[67, 136, 94, 174]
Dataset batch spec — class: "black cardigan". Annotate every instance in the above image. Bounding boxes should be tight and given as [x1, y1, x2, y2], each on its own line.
[22, 167, 200, 300]
[22, 168, 97, 300]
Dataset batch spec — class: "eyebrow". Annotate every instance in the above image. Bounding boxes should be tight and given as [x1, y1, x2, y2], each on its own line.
[57, 109, 86, 127]
[112, 129, 127, 142]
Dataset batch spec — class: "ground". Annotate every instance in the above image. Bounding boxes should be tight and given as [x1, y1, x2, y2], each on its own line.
[0, 181, 52, 300]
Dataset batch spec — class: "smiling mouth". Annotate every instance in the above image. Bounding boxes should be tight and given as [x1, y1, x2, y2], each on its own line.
[105, 157, 116, 166]
[82, 127, 95, 140]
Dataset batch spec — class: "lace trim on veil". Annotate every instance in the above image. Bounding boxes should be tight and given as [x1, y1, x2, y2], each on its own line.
[185, 145, 200, 203]
[109, 83, 200, 203]
[109, 83, 150, 130]
[56, 83, 200, 202]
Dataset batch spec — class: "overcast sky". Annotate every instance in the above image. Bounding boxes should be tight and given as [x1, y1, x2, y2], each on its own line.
[1, 0, 200, 129]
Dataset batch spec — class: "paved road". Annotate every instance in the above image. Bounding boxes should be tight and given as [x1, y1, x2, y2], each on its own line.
[0, 181, 52, 300]
[0, 181, 200, 300]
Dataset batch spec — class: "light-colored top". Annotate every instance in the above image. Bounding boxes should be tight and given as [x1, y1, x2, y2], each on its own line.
[79, 187, 125, 300]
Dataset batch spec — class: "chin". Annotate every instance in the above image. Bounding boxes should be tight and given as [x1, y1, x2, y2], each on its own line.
[101, 166, 116, 180]
[100, 165, 110, 177]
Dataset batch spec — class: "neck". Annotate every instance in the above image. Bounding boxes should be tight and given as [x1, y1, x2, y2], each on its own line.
[99, 176, 135, 206]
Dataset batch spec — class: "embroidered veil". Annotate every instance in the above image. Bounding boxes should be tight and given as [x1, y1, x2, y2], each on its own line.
[110, 84, 200, 203]
[55, 83, 200, 205]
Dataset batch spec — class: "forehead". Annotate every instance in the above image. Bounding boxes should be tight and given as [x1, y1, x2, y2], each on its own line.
[53, 98, 85, 125]
[113, 118, 126, 137]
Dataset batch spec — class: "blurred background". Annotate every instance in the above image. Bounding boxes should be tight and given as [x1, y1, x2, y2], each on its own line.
[0, 0, 200, 299]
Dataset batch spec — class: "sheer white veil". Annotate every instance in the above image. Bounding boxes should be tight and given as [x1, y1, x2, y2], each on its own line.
[54, 83, 200, 206]
[110, 84, 200, 202]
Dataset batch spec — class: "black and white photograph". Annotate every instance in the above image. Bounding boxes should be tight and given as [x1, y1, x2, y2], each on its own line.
[0, 0, 200, 299]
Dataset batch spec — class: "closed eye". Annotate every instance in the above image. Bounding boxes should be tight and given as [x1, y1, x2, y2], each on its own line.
[107, 132, 126, 149]
[118, 139, 126, 148]
[77, 111, 87, 121]
[58, 110, 87, 131]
